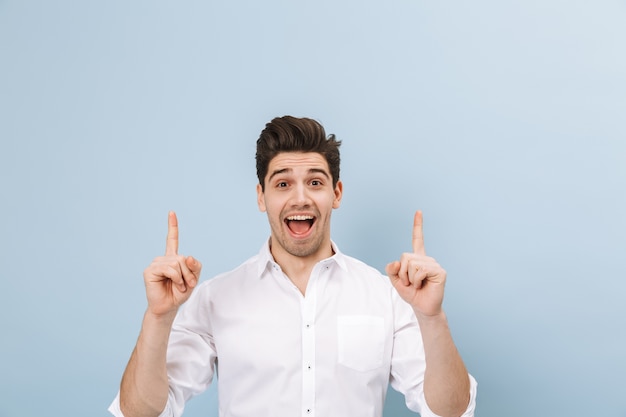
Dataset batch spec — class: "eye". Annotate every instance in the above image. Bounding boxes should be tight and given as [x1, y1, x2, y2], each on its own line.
[276, 181, 288, 188]
[310, 179, 322, 186]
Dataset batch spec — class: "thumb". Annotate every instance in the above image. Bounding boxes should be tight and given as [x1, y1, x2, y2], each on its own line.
[385, 261, 400, 279]
[386, 261, 409, 289]
[186, 256, 202, 281]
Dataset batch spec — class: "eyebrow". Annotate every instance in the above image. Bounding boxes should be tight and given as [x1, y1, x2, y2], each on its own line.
[268, 167, 331, 182]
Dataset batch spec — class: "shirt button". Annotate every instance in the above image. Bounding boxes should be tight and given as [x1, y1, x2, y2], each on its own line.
[306, 409, 311, 413]
[307, 365, 312, 370]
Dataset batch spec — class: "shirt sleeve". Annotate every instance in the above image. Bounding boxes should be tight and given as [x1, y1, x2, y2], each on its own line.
[107, 282, 217, 417]
[388, 292, 477, 417]
[107, 392, 175, 417]
[164, 282, 218, 416]
[414, 375, 478, 417]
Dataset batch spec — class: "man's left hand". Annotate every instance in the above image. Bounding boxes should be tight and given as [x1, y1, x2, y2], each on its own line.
[386, 211, 446, 317]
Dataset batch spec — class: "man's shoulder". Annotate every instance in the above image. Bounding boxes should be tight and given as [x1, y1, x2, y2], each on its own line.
[195, 252, 263, 291]
[341, 253, 380, 274]
[338, 253, 390, 285]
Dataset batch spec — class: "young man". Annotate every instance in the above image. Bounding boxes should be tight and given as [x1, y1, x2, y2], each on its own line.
[109, 116, 477, 417]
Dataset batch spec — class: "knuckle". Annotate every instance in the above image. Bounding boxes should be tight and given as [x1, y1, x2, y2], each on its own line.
[399, 253, 413, 263]
[144, 263, 161, 277]
[167, 259, 181, 269]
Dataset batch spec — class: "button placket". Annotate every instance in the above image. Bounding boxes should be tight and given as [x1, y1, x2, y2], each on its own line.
[300, 266, 318, 417]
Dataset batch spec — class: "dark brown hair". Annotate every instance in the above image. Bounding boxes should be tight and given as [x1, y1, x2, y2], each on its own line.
[256, 116, 341, 190]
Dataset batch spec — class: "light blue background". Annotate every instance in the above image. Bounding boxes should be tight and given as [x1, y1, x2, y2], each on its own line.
[1, 1, 625, 416]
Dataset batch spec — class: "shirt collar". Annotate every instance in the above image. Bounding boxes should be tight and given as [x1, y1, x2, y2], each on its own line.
[256, 238, 348, 279]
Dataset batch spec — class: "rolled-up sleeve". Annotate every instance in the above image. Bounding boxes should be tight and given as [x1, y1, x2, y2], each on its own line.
[108, 392, 175, 417]
[411, 374, 478, 417]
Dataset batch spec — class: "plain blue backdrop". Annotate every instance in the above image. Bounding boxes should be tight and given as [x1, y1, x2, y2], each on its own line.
[1, 1, 625, 416]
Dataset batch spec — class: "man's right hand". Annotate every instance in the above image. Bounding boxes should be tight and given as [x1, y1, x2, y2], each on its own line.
[143, 211, 202, 318]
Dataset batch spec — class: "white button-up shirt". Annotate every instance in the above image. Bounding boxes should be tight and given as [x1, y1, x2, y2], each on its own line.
[109, 241, 477, 417]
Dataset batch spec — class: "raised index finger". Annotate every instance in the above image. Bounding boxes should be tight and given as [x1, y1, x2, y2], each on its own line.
[412, 210, 426, 256]
[165, 211, 179, 256]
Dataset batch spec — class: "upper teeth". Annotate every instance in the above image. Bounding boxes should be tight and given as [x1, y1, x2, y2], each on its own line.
[287, 215, 313, 221]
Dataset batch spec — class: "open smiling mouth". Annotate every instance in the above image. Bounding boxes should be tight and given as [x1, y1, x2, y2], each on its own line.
[285, 215, 315, 236]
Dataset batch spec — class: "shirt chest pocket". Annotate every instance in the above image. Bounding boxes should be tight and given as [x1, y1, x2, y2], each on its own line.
[337, 315, 385, 372]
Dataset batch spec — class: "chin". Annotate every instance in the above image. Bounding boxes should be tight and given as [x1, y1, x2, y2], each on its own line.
[282, 236, 324, 258]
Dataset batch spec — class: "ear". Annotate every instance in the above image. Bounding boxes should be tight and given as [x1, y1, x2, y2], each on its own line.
[332, 180, 343, 209]
[256, 183, 267, 212]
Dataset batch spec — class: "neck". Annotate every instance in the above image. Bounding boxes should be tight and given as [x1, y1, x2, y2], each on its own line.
[269, 239, 334, 295]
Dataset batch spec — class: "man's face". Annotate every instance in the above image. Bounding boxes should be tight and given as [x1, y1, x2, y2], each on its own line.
[257, 152, 342, 261]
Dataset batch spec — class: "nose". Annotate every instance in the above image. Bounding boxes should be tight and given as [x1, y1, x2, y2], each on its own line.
[291, 183, 311, 206]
